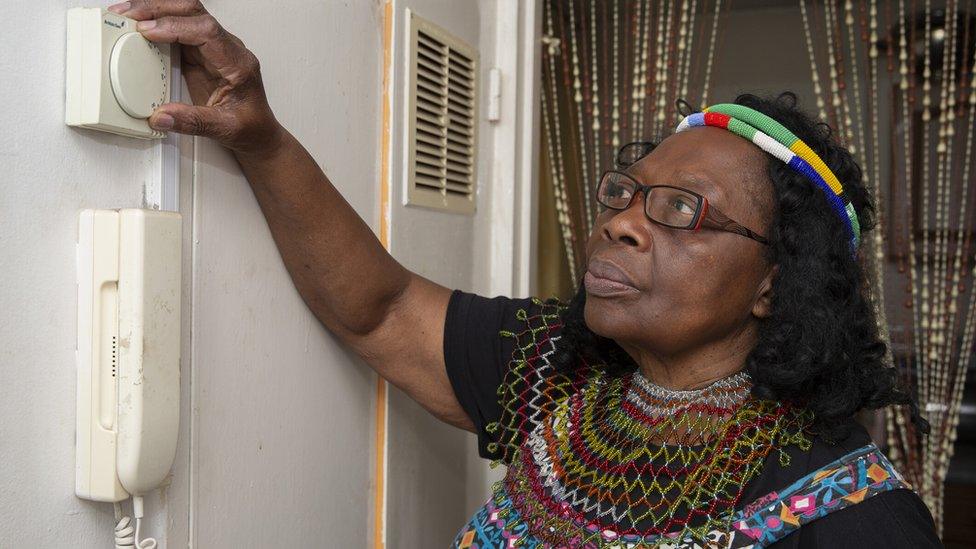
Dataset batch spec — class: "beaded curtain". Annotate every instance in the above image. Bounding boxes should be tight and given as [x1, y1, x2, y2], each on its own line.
[798, 0, 976, 533]
[541, 0, 729, 284]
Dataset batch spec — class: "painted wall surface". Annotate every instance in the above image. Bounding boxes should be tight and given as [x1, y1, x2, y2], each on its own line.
[186, 1, 383, 547]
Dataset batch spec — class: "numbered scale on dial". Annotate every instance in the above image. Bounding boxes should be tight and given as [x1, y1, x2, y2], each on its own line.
[109, 32, 168, 119]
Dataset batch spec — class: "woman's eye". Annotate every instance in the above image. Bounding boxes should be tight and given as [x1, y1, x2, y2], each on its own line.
[608, 185, 632, 199]
[670, 198, 695, 213]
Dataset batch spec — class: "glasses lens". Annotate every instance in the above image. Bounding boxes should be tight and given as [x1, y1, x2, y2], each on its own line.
[598, 172, 636, 209]
[615, 142, 654, 167]
[646, 187, 701, 228]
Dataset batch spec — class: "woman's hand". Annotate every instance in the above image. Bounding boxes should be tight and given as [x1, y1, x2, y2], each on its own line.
[108, 0, 284, 157]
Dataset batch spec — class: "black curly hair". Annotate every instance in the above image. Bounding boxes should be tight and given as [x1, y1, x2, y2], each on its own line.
[552, 91, 929, 441]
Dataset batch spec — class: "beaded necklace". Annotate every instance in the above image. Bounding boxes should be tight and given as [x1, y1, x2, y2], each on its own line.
[485, 299, 813, 547]
[625, 370, 753, 445]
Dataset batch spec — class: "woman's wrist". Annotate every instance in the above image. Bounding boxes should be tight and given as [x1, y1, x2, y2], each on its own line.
[233, 120, 291, 167]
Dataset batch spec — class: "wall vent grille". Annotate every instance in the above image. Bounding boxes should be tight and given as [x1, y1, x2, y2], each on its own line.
[406, 12, 478, 213]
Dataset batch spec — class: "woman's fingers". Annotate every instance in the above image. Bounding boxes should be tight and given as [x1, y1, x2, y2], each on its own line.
[134, 14, 221, 47]
[135, 13, 257, 88]
[105, 0, 281, 153]
[108, 0, 207, 19]
[148, 102, 236, 138]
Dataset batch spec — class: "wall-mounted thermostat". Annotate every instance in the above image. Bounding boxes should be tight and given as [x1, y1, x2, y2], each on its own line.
[66, 7, 171, 139]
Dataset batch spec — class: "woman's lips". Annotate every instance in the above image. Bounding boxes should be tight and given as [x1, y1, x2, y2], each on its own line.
[584, 260, 640, 297]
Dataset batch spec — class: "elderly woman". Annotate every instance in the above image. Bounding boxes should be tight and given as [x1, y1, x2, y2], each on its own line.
[114, 1, 942, 547]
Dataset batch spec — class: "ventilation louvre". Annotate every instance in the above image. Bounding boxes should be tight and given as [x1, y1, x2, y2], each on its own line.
[406, 12, 479, 213]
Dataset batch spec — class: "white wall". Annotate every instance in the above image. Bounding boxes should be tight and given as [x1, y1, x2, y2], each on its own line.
[0, 0, 525, 547]
[185, 1, 383, 546]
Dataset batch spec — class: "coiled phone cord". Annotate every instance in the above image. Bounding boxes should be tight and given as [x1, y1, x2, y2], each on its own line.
[113, 496, 157, 549]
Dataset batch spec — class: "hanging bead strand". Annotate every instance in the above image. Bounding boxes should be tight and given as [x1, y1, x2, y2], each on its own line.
[566, 0, 593, 231]
[799, 0, 829, 121]
[678, 0, 699, 108]
[843, 1, 867, 172]
[672, 0, 691, 122]
[918, 0, 935, 510]
[631, 0, 647, 138]
[577, 0, 596, 185]
[827, 0, 856, 148]
[891, 0, 922, 482]
[636, 0, 655, 137]
[700, 0, 722, 108]
[542, 2, 578, 285]
[866, 0, 896, 372]
[932, 7, 963, 520]
[587, 0, 602, 180]
[930, 1, 958, 440]
[653, 0, 674, 137]
[611, 0, 621, 152]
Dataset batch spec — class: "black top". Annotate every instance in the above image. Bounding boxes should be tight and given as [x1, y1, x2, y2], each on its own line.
[443, 289, 942, 548]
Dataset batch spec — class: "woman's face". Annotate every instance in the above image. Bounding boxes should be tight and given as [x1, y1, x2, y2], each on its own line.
[583, 126, 777, 357]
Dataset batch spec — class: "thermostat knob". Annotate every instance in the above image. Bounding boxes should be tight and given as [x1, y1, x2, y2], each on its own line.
[109, 32, 168, 119]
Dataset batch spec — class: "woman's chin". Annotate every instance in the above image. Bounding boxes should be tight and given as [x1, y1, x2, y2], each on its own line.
[583, 298, 629, 338]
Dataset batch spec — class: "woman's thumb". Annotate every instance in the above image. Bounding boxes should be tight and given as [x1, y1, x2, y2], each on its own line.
[149, 103, 232, 138]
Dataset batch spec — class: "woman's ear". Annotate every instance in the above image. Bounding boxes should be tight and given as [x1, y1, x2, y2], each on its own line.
[752, 264, 778, 319]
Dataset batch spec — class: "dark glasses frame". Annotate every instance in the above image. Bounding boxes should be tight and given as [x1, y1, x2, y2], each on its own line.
[595, 170, 770, 245]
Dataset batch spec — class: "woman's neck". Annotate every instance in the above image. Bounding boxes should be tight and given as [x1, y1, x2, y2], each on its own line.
[617, 325, 757, 390]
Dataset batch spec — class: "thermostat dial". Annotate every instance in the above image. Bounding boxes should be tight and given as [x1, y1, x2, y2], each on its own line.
[109, 32, 168, 119]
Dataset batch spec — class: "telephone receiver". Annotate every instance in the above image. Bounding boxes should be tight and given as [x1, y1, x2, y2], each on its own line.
[76, 209, 181, 503]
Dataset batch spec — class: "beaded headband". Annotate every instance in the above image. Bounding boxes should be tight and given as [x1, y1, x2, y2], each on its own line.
[674, 103, 861, 254]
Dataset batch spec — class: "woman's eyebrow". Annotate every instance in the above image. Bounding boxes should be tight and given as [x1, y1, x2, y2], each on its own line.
[621, 167, 724, 202]
[675, 171, 724, 200]
[673, 169, 714, 188]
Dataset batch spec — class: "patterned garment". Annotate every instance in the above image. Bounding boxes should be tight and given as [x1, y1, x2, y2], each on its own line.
[452, 443, 906, 549]
[448, 298, 910, 548]
[726, 443, 909, 548]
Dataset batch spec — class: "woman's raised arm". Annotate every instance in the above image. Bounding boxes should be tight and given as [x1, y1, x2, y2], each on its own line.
[108, 0, 477, 433]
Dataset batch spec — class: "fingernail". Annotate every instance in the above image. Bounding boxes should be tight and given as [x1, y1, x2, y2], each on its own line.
[107, 2, 131, 14]
[152, 113, 174, 130]
[136, 20, 157, 31]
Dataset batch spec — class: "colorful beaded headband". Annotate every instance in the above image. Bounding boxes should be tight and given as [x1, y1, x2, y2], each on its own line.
[674, 103, 861, 253]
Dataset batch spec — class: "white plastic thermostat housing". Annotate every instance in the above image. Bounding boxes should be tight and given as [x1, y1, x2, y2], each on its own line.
[66, 7, 170, 139]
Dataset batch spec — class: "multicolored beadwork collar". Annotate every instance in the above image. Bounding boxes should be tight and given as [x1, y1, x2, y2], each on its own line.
[481, 297, 816, 545]
[675, 103, 861, 255]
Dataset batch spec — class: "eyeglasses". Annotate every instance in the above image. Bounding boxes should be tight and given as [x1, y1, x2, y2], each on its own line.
[595, 170, 770, 245]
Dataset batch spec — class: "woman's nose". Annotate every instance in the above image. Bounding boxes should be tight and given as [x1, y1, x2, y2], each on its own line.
[602, 192, 651, 249]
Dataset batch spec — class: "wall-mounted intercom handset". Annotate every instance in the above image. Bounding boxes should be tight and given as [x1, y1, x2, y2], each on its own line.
[76, 209, 181, 548]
